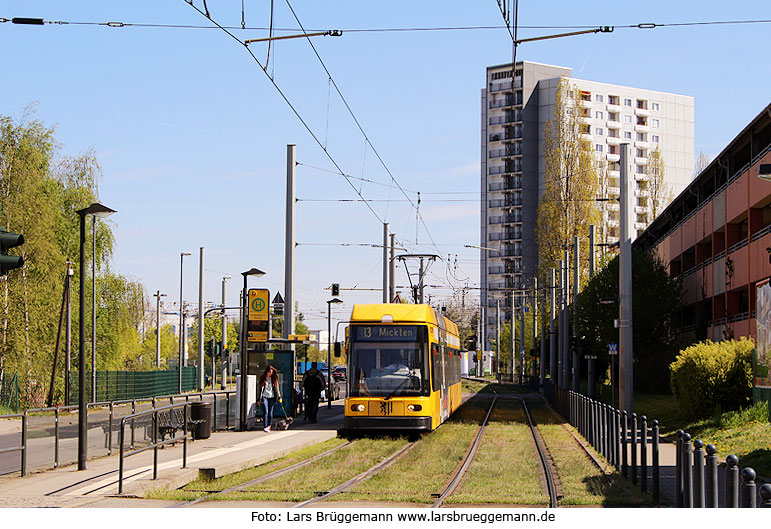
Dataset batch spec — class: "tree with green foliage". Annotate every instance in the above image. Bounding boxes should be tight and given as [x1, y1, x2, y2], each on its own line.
[0, 108, 146, 406]
[536, 78, 602, 288]
[575, 248, 682, 392]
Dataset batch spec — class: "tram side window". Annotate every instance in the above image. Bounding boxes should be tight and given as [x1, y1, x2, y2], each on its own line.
[431, 343, 440, 392]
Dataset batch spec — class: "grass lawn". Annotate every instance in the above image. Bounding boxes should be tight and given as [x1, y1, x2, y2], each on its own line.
[462, 379, 526, 395]
[592, 384, 771, 476]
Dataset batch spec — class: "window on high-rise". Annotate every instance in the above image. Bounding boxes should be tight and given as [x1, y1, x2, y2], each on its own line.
[624, 115, 632, 123]
[596, 111, 604, 119]
[624, 98, 632, 106]
[636, 148, 647, 157]
[636, 132, 647, 141]
[652, 102, 660, 111]
[595, 94, 604, 102]
[609, 95, 620, 105]
[596, 144, 604, 152]
[652, 118, 660, 128]
[596, 128, 604, 135]
[624, 131, 632, 139]
[652, 135, 660, 143]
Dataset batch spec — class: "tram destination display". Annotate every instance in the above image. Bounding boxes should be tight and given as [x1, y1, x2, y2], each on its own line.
[353, 325, 419, 342]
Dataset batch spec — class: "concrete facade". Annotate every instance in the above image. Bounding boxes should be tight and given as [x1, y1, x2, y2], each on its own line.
[635, 103, 771, 343]
[481, 60, 695, 348]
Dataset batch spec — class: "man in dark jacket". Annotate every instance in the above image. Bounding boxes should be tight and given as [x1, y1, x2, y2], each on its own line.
[302, 362, 326, 423]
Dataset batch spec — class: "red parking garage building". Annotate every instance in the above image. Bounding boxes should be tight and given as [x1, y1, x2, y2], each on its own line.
[635, 104, 771, 342]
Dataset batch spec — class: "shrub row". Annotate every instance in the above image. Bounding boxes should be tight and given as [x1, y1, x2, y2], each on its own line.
[669, 338, 754, 419]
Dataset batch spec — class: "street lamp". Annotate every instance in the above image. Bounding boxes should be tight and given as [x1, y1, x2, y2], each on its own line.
[239, 267, 265, 431]
[178, 252, 191, 394]
[77, 202, 115, 470]
[154, 291, 167, 367]
[327, 298, 343, 408]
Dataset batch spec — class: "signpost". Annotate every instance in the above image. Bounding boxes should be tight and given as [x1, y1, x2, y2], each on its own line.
[248, 288, 269, 342]
[608, 342, 618, 408]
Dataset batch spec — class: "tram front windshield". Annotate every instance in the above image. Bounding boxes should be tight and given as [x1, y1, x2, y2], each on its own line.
[349, 325, 429, 397]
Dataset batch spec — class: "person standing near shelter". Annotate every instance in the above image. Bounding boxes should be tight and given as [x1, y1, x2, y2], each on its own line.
[302, 362, 325, 423]
[258, 365, 281, 432]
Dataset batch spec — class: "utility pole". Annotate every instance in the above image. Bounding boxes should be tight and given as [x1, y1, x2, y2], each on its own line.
[65, 260, 72, 406]
[550, 268, 556, 386]
[221, 276, 229, 389]
[389, 233, 396, 302]
[588, 225, 596, 398]
[533, 277, 538, 380]
[418, 257, 425, 303]
[519, 290, 525, 384]
[197, 248, 205, 391]
[479, 305, 485, 376]
[496, 298, 501, 382]
[510, 290, 516, 383]
[383, 223, 389, 303]
[285, 144, 296, 342]
[563, 250, 570, 390]
[572, 236, 579, 392]
[619, 143, 634, 413]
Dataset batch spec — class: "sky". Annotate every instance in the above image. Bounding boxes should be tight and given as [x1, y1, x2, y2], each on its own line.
[1, 1, 770, 332]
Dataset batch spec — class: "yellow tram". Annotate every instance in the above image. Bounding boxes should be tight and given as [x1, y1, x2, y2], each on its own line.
[344, 303, 462, 432]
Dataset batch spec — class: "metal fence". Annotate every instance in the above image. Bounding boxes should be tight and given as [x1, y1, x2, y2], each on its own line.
[0, 372, 18, 414]
[0, 389, 236, 477]
[67, 367, 199, 405]
[545, 382, 661, 502]
[675, 430, 770, 507]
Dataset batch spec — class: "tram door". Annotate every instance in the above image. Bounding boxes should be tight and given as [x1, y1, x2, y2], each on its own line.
[439, 342, 449, 422]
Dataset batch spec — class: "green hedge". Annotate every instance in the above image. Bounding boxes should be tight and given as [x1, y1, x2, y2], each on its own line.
[669, 338, 754, 419]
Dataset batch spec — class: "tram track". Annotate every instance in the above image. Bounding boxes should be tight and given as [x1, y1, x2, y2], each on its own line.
[431, 394, 497, 508]
[519, 395, 560, 508]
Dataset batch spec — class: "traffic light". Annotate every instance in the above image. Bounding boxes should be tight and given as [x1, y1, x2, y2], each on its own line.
[331, 283, 340, 296]
[0, 229, 24, 276]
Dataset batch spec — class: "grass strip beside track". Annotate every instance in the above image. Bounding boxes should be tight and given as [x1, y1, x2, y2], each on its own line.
[446, 397, 549, 506]
[529, 400, 653, 506]
[213, 437, 408, 502]
[146, 437, 348, 501]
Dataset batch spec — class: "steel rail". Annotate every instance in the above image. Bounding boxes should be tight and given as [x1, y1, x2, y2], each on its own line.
[431, 394, 497, 508]
[170, 441, 354, 507]
[293, 440, 417, 508]
[520, 396, 559, 508]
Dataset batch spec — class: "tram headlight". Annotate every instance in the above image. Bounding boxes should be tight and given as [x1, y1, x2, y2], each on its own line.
[351, 404, 366, 412]
[407, 404, 422, 412]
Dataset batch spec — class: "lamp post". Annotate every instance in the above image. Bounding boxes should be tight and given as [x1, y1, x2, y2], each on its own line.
[178, 252, 191, 393]
[77, 203, 115, 471]
[239, 267, 265, 431]
[154, 291, 166, 367]
[327, 298, 343, 409]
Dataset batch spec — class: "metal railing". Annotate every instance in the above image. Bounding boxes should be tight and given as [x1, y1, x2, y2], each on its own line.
[545, 383, 661, 502]
[0, 389, 235, 477]
[118, 402, 191, 494]
[675, 430, 768, 507]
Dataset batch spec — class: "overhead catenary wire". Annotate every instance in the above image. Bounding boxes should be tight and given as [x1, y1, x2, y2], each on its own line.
[180, 1, 384, 226]
[5, 17, 771, 32]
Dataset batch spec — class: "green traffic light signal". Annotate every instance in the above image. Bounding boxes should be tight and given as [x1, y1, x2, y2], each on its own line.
[0, 230, 24, 276]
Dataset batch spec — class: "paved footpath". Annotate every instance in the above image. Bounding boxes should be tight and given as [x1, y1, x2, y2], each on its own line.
[0, 402, 344, 508]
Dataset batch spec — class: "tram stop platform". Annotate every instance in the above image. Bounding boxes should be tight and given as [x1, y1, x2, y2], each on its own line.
[0, 401, 345, 508]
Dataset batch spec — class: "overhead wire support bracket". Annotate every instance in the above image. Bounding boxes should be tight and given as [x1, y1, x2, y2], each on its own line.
[513, 26, 613, 45]
[244, 30, 341, 45]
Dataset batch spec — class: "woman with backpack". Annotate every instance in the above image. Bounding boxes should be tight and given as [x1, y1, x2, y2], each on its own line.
[258, 365, 281, 432]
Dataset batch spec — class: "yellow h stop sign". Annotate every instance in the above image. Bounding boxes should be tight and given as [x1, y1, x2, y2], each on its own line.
[247, 289, 269, 342]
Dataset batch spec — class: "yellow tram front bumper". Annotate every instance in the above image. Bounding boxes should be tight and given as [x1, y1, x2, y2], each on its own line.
[345, 397, 434, 431]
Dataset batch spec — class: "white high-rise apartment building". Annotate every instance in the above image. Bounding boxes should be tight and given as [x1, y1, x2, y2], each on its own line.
[480, 61, 694, 348]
